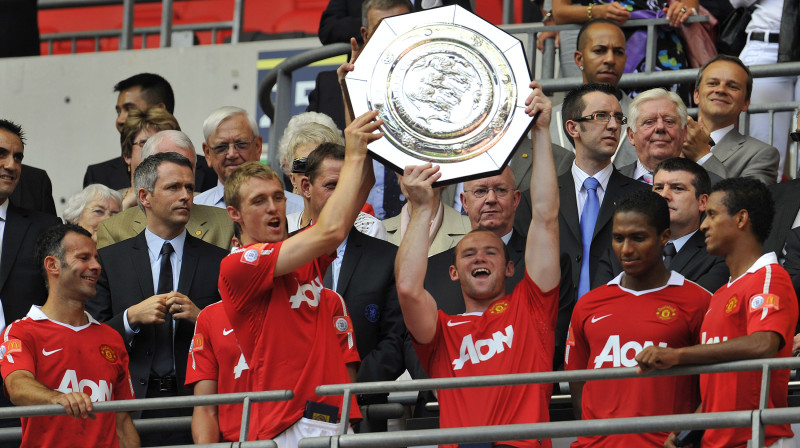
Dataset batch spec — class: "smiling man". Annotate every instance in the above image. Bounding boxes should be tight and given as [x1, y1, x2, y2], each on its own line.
[565, 189, 710, 447]
[396, 82, 559, 448]
[0, 224, 140, 448]
[637, 177, 797, 448]
[694, 55, 780, 185]
[621, 88, 727, 184]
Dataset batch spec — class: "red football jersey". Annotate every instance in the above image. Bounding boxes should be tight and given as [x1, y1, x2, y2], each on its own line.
[699, 254, 797, 448]
[219, 242, 361, 440]
[413, 274, 558, 448]
[0, 307, 135, 448]
[186, 301, 250, 442]
[565, 272, 711, 447]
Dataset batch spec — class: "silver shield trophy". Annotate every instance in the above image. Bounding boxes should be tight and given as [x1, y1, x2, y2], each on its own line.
[345, 5, 534, 185]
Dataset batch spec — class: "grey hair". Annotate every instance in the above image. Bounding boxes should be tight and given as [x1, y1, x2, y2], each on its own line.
[361, 0, 413, 27]
[202, 106, 258, 142]
[628, 88, 688, 133]
[134, 152, 193, 213]
[62, 184, 123, 224]
[278, 112, 342, 175]
[141, 130, 196, 165]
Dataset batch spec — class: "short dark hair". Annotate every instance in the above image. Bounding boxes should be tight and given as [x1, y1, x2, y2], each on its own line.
[576, 19, 622, 51]
[561, 83, 619, 146]
[114, 73, 175, 114]
[711, 177, 774, 244]
[654, 157, 711, 198]
[361, 0, 413, 27]
[35, 224, 92, 290]
[453, 228, 510, 265]
[133, 152, 193, 212]
[615, 189, 670, 235]
[0, 119, 25, 147]
[305, 142, 345, 184]
[695, 55, 753, 102]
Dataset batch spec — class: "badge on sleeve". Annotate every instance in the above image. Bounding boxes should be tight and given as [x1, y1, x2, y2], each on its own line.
[0, 339, 21, 361]
[191, 334, 204, 353]
[333, 316, 353, 335]
[241, 248, 260, 265]
[749, 294, 780, 320]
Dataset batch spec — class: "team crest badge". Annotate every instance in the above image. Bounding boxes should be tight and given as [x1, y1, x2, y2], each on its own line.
[99, 344, 117, 363]
[656, 305, 677, 321]
[725, 296, 739, 314]
[333, 316, 353, 334]
[191, 334, 204, 352]
[364, 304, 380, 323]
[489, 300, 509, 314]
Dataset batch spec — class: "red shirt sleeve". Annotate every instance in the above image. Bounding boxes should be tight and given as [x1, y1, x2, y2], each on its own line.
[0, 322, 36, 383]
[324, 288, 360, 365]
[185, 307, 218, 387]
[564, 300, 589, 371]
[744, 271, 798, 348]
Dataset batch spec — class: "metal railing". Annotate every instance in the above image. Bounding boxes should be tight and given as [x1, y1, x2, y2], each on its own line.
[297, 357, 800, 447]
[39, 0, 244, 53]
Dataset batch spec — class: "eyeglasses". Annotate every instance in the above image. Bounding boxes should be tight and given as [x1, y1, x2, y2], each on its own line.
[291, 157, 307, 174]
[573, 112, 627, 125]
[466, 187, 511, 198]
[210, 137, 257, 155]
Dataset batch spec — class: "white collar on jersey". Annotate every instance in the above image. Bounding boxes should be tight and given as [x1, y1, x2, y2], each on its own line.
[728, 252, 779, 286]
[608, 270, 686, 296]
[26, 305, 100, 329]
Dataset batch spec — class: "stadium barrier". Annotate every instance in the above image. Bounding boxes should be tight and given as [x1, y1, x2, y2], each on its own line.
[1, 359, 800, 446]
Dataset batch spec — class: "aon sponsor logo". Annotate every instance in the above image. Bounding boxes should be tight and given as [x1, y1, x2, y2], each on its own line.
[57, 370, 112, 402]
[452, 325, 513, 370]
[701, 332, 728, 345]
[289, 277, 324, 309]
[594, 335, 668, 368]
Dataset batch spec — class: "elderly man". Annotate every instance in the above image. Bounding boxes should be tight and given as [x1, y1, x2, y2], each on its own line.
[694, 55, 780, 185]
[196, 106, 304, 215]
[620, 88, 727, 184]
[86, 152, 228, 446]
[549, 19, 637, 169]
[96, 130, 234, 250]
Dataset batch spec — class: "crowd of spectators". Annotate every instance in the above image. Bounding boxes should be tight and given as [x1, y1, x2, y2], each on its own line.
[0, 0, 798, 446]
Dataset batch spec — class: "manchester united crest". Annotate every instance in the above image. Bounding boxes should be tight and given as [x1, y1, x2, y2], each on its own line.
[99, 344, 117, 363]
[725, 296, 738, 314]
[656, 305, 677, 321]
[489, 300, 509, 314]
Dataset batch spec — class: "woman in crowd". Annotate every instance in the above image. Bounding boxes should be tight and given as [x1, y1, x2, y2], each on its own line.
[62, 184, 122, 241]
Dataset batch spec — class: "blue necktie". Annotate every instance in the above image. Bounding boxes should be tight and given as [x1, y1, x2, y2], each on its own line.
[578, 177, 600, 299]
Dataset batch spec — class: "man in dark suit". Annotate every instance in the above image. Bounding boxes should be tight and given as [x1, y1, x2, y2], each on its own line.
[317, 0, 471, 46]
[596, 158, 729, 293]
[301, 144, 405, 431]
[85, 152, 227, 446]
[764, 178, 800, 262]
[9, 164, 56, 215]
[536, 83, 649, 302]
[83, 73, 217, 192]
[0, 119, 62, 445]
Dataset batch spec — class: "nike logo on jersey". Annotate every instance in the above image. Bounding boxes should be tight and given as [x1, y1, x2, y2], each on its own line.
[42, 348, 63, 356]
[447, 320, 470, 327]
[591, 314, 612, 323]
[223, 328, 234, 336]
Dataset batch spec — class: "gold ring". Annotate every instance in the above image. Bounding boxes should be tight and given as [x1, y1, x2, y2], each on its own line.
[680, 7, 687, 13]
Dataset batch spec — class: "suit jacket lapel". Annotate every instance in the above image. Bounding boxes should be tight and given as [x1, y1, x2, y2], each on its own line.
[508, 229, 526, 266]
[336, 228, 362, 294]
[669, 231, 703, 273]
[0, 205, 29, 292]
[594, 170, 624, 240]
[711, 129, 744, 163]
[177, 233, 198, 294]
[771, 189, 800, 254]
[558, 172, 581, 243]
[132, 232, 156, 298]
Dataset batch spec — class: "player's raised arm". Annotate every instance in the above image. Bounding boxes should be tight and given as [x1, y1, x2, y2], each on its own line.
[395, 164, 442, 345]
[524, 81, 560, 291]
[276, 110, 380, 277]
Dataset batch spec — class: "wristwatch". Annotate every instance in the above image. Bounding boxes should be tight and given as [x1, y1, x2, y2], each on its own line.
[791, 130, 800, 142]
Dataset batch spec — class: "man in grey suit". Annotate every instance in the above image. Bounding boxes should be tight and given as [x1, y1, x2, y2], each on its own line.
[620, 88, 727, 184]
[86, 152, 228, 446]
[596, 158, 729, 292]
[549, 19, 637, 169]
[694, 55, 780, 185]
